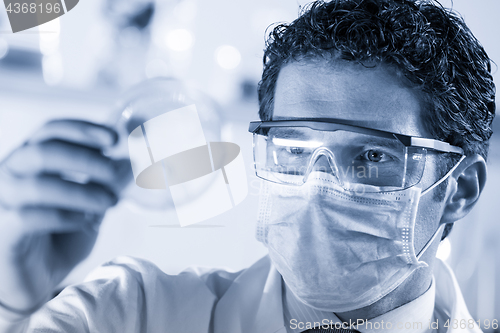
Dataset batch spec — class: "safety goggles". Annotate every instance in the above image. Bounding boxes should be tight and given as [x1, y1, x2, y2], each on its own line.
[248, 119, 464, 192]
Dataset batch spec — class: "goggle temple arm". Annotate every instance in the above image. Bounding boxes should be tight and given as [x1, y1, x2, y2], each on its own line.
[421, 155, 466, 196]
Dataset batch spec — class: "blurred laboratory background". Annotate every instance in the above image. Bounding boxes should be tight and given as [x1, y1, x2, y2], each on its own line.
[0, 0, 499, 328]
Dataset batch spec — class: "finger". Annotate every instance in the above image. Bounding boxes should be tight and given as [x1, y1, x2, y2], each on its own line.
[28, 119, 118, 149]
[4, 141, 130, 187]
[0, 175, 118, 213]
[13, 207, 103, 234]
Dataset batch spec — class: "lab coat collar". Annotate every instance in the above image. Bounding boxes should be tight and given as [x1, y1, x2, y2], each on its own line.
[213, 256, 286, 333]
[434, 258, 482, 333]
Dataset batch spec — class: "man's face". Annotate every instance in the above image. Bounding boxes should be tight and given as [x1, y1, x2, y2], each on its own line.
[272, 58, 446, 264]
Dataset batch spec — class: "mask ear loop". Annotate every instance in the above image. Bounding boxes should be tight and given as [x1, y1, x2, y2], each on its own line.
[421, 155, 466, 196]
[416, 223, 446, 260]
[416, 154, 466, 260]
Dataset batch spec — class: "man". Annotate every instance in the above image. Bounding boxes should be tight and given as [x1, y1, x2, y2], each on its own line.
[0, 0, 495, 332]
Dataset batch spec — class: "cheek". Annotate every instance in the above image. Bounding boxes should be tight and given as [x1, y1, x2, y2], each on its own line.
[413, 194, 444, 254]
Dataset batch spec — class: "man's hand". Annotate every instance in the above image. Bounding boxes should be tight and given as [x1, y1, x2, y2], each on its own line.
[0, 119, 131, 313]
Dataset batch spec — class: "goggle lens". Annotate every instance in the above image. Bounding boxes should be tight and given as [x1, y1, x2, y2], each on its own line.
[253, 127, 427, 192]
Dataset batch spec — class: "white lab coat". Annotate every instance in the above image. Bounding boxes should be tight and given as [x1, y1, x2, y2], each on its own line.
[5, 255, 480, 333]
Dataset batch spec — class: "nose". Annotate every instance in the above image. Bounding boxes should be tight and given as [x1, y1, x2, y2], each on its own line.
[303, 147, 339, 183]
[312, 155, 335, 174]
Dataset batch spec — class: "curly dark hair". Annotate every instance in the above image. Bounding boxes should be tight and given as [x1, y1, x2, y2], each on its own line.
[258, 0, 495, 157]
[257, 0, 496, 238]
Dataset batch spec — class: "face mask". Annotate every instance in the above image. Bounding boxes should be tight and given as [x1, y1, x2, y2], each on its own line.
[256, 168, 457, 312]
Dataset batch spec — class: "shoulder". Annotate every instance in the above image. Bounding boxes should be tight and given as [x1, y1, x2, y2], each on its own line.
[29, 256, 272, 332]
[81, 255, 244, 300]
[81, 255, 273, 302]
[196, 255, 272, 299]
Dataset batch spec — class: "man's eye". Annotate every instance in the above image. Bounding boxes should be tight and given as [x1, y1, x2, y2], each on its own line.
[361, 150, 389, 162]
[286, 147, 305, 155]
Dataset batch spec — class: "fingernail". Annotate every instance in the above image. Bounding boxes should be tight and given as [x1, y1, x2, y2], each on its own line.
[86, 127, 118, 147]
[108, 128, 119, 146]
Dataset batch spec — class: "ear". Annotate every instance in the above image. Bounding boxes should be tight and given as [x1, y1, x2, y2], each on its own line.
[441, 154, 487, 224]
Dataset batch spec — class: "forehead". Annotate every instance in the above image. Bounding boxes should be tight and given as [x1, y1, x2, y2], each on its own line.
[272, 59, 429, 137]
